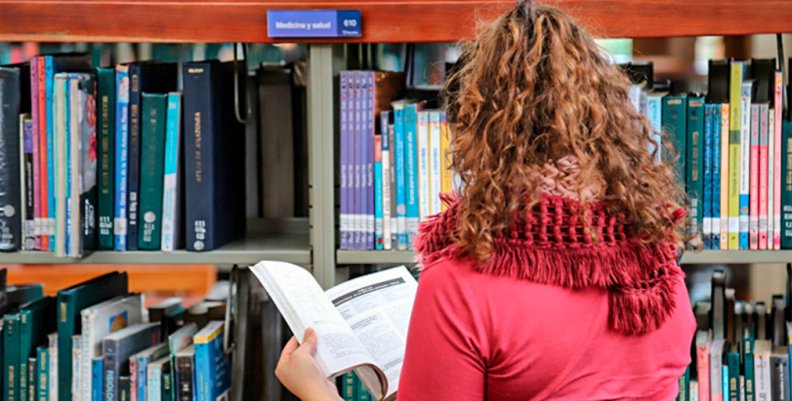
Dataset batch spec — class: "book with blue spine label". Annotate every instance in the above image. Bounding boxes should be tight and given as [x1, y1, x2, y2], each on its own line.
[391, 101, 408, 250]
[113, 65, 130, 250]
[404, 102, 422, 248]
[739, 79, 754, 250]
[365, 72, 375, 250]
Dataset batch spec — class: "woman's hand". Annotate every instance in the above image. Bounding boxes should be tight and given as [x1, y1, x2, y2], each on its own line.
[276, 328, 343, 401]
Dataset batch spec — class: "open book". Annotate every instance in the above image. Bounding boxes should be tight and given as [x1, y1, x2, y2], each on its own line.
[250, 261, 418, 401]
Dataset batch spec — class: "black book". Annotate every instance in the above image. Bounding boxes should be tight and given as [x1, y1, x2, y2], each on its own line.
[182, 61, 245, 251]
[126, 62, 178, 251]
[711, 269, 727, 340]
[751, 59, 775, 103]
[174, 344, 195, 401]
[0, 63, 31, 251]
[707, 59, 731, 104]
[148, 298, 184, 336]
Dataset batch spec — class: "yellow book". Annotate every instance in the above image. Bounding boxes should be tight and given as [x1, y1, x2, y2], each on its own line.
[720, 104, 730, 249]
[439, 113, 453, 210]
[727, 61, 743, 249]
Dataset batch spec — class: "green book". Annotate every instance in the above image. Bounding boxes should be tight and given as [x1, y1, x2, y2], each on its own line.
[35, 346, 47, 401]
[18, 297, 55, 401]
[26, 357, 35, 401]
[745, 336, 755, 401]
[687, 96, 705, 241]
[96, 67, 116, 250]
[342, 373, 355, 401]
[137, 93, 168, 250]
[161, 368, 173, 401]
[5, 314, 20, 401]
[781, 121, 792, 248]
[57, 272, 128, 401]
[662, 94, 688, 184]
[727, 350, 740, 401]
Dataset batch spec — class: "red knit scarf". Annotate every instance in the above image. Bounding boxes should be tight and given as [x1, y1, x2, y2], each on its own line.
[414, 193, 686, 336]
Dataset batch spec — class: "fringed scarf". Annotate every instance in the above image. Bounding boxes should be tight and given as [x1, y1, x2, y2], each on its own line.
[414, 192, 686, 336]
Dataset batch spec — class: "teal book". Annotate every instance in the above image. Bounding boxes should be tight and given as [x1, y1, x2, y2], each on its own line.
[4, 313, 20, 401]
[161, 370, 173, 401]
[342, 373, 354, 401]
[745, 336, 755, 401]
[57, 272, 128, 401]
[18, 297, 56, 401]
[137, 93, 168, 250]
[8, 284, 44, 309]
[781, 121, 792, 248]
[36, 346, 47, 401]
[662, 94, 688, 184]
[25, 357, 34, 401]
[96, 67, 116, 250]
[687, 96, 705, 241]
[403, 102, 422, 247]
[727, 351, 740, 401]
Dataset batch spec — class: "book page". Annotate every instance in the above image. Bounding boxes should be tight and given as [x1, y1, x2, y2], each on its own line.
[325, 266, 418, 400]
[250, 261, 375, 378]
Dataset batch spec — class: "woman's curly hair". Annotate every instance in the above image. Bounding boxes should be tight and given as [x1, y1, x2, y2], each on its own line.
[444, 1, 686, 262]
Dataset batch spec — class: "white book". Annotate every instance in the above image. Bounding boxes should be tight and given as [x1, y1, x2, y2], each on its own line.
[54, 74, 68, 257]
[68, 76, 82, 258]
[417, 111, 431, 220]
[161, 92, 182, 252]
[429, 112, 442, 215]
[767, 111, 775, 250]
[49, 333, 58, 401]
[754, 340, 772, 401]
[710, 339, 725, 400]
[250, 261, 418, 401]
[79, 294, 145, 401]
[739, 81, 752, 248]
[71, 334, 81, 401]
[18, 114, 28, 250]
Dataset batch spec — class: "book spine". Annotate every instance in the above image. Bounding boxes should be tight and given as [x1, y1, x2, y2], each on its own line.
[53, 75, 67, 257]
[339, 72, 350, 250]
[135, 358, 146, 401]
[27, 357, 35, 401]
[704, 104, 714, 249]
[77, 74, 97, 255]
[126, 66, 142, 251]
[194, 344, 207, 401]
[720, 104, 730, 249]
[782, 121, 792, 248]
[138, 94, 167, 250]
[351, 72, 361, 249]
[417, 111, 430, 221]
[711, 347, 723, 401]
[44, 57, 55, 251]
[5, 315, 19, 401]
[146, 364, 160, 401]
[30, 57, 41, 250]
[103, 340, 117, 401]
[342, 373, 354, 401]
[759, 104, 769, 249]
[97, 68, 115, 250]
[47, 333, 56, 401]
[381, 112, 392, 250]
[744, 338, 754, 401]
[647, 95, 663, 161]
[393, 106, 407, 250]
[728, 352, 740, 401]
[23, 113, 36, 250]
[439, 113, 452, 207]
[118, 377, 129, 401]
[773, 71, 784, 249]
[0, 67, 22, 251]
[91, 358, 102, 401]
[429, 111, 442, 215]
[687, 97, 704, 244]
[696, 343, 710, 401]
[160, 372, 171, 401]
[36, 58, 48, 250]
[161, 93, 182, 252]
[739, 81, 752, 250]
[388, 121, 397, 250]
[374, 134, 383, 250]
[662, 95, 687, 185]
[114, 65, 130, 251]
[365, 72, 375, 250]
[405, 103, 420, 248]
[768, 112, 776, 250]
[175, 355, 193, 401]
[129, 356, 137, 401]
[728, 62, 743, 250]
[70, 335, 80, 401]
[751, 104, 761, 249]
[36, 347, 47, 401]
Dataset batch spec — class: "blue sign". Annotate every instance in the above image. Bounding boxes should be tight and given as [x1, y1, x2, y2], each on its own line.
[267, 10, 362, 38]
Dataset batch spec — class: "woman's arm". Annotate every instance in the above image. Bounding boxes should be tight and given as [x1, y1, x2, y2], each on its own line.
[276, 328, 343, 401]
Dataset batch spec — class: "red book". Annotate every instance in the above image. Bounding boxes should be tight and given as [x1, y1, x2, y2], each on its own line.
[696, 340, 711, 401]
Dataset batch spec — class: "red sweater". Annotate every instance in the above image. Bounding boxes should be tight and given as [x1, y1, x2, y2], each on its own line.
[397, 257, 696, 400]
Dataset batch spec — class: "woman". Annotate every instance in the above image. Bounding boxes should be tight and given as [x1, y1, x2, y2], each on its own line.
[276, 1, 696, 399]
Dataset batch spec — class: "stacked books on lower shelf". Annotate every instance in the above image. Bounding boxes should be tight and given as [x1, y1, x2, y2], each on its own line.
[680, 266, 792, 400]
[0, 270, 231, 401]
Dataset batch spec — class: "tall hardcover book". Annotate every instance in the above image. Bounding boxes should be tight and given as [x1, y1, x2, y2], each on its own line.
[52, 73, 68, 257]
[687, 96, 705, 242]
[404, 102, 423, 248]
[160, 92, 182, 252]
[36, 346, 47, 401]
[646, 90, 667, 161]
[131, 344, 168, 401]
[193, 322, 230, 401]
[728, 61, 744, 250]
[0, 64, 30, 251]
[114, 65, 130, 251]
[21, 116, 35, 250]
[182, 61, 245, 251]
[137, 93, 168, 250]
[429, 111, 442, 215]
[739, 79, 753, 250]
[126, 63, 177, 251]
[662, 94, 687, 182]
[416, 111, 430, 221]
[374, 134, 383, 250]
[96, 67, 116, 250]
[103, 323, 160, 401]
[751, 58, 775, 250]
[439, 113, 452, 206]
[749, 102, 761, 249]
[57, 272, 128, 401]
[29, 57, 41, 250]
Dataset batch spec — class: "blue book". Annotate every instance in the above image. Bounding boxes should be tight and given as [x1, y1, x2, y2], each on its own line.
[91, 357, 102, 401]
[646, 91, 667, 162]
[712, 106, 722, 249]
[132, 344, 168, 401]
[114, 64, 130, 251]
[374, 132, 383, 250]
[722, 365, 729, 399]
[392, 101, 408, 250]
[703, 104, 715, 249]
[193, 322, 230, 401]
[404, 103, 421, 249]
[146, 357, 168, 401]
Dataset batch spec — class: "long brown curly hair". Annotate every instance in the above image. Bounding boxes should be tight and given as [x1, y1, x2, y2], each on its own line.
[444, 1, 686, 262]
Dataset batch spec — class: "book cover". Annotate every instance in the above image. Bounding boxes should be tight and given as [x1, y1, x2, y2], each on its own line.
[759, 103, 770, 249]
[137, 93, 168, 250]
[374, 134, 383, 250]
[391, 101, 408, 250]
[131, 344, 167, 401]
[662, 94, 687, 182]
[174, 345, 194, 401]
[22, 116, 35, 250]
[5, 314, 20, 401]
[773, 71, 784, 249]
[720, 105, 730, 249]
[739, 79, 753, 250]
[18, 298, 56, 401]
[114, 65, 130, 251]
[750, 103, 761, 249]
[35, 57, 48, 251]
[126, 63, 178, 251]
[57, 272, 128, 401]
[0, 64, 29, 251]
[364, 72, 376, 250]
[47, 334, 56, 401]
[36, 346, 47, 401]
[182, 61, 246, 252]
[429, 111, 442, 215]
[339, 72, 351, 249]
[96, 67, 116, 250]
[707, 60, 730, 249]
[193, 322, 230, 401]
[380, 111, 392, 250]
[727, 351, 739, 401]
[687, 96, 704, 244]
[160, 92, 183, 252]
[103, 323, 160, 401]
[769, 111, 776, 250]
[781, 121, 792, 248]
[704, 104, 715, 249]
[416, 110, 430, 221]
[727, 61, 744, 250]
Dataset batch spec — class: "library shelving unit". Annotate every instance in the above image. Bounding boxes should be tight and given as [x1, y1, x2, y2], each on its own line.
[3, 0, 792, 288]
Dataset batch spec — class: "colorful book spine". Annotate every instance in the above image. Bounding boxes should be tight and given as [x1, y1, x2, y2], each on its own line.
[687, 97, 704, 242]
[750, 103, 761, 249]
[704, 104, 715, 249]
[36, 346, 47, 401]
[727, 351, 740, 401]
[352, 72, 362, 249]
[380, 111, 392, 250]
[44, 56, 55, 251]
[720, 104, 730, 249]
[365, 72, 375, 250]
[97, 67, 116, 250]
[439, 113, 452, 209]
[0, 65, 24, 252]
[429, 111, 442, 215]
[417, 111, 430, 220]
[392, 103, 408, 250]
[696, 341, 710, 401]
[781, 121, 792, 248]
[138, 93, 168, 250]
[768, 111, 776, 251]
[739, 80, 752, 250]
[374, 133, 384, 250]
[404, 103, 420, 248]
[728, 62, 743, 250]
[339, 72, 350, 249]
[773, 71, 783, 249]
[759, 104, 769, 249]
[160, 92, 182, 252]
[113, 65, 130, 251]
[30, 57, 41, 250]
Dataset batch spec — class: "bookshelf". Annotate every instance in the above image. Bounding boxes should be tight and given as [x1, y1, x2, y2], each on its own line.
[2, 2, 792, 289]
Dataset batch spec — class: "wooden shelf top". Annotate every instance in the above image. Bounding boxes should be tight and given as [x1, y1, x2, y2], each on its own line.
[2, 0, 792, 43]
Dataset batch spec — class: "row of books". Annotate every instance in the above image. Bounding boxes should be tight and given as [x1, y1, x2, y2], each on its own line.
[338, 372, 374, 401]
[623, 59, 792, 251]
[338, 70, 455, 251]
[677, 267, 792, 401]
[0, 270, 231, 401]
[0, 54, 247, 255]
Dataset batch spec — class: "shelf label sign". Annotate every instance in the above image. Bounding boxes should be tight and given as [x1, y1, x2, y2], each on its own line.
[267, 10, 362, 38]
